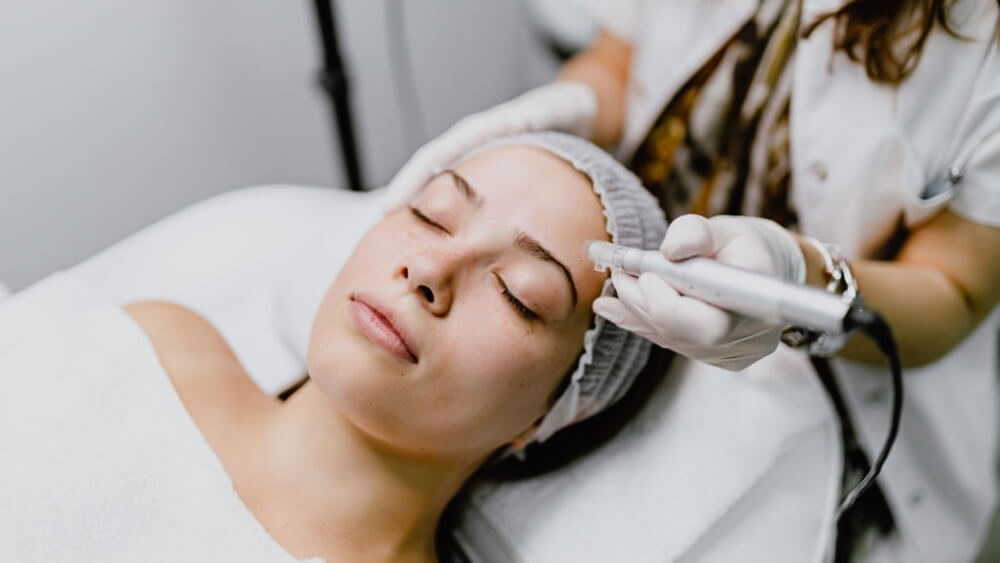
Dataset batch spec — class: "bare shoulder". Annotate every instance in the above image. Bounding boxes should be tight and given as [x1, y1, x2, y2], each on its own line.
[123, 301, 236, 375]
[124, 300, 222, 347]
[122, 301, 272, 412]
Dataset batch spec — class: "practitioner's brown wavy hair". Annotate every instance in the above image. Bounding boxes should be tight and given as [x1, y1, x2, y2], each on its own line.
[803, 0, 998, 85]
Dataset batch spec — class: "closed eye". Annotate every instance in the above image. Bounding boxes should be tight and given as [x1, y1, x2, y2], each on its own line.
[494, 273, 539, 321]
[409, 205, 450, 234]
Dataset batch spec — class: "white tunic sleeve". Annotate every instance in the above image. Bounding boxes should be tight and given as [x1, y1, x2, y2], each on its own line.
[949, 42, 1000, 227]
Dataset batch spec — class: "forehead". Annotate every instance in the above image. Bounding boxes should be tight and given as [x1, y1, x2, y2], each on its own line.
[452, 145, 600, 219]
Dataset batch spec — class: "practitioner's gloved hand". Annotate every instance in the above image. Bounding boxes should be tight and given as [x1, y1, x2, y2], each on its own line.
[382, 81, 598, 211]
[593, 214, 806, 371]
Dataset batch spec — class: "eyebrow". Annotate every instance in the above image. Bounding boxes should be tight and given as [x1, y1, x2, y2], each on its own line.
[445, 169, 579, 310]
[442, 169, 483, 207]
[514, 230, 579, 308]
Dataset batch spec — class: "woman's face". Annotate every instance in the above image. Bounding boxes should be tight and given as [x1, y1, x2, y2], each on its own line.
[308, 146, 609, 460]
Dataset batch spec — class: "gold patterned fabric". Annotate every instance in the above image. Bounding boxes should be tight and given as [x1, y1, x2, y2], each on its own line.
[629, 0, 801, 229]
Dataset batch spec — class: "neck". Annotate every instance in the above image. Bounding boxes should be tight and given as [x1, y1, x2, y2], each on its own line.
[256, 381, 481, 562]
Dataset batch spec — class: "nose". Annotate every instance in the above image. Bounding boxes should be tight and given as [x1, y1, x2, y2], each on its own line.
[400, 249, 469, 316]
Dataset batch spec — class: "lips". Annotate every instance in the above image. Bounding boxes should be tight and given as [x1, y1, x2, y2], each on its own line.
[348, 294, 418, 363]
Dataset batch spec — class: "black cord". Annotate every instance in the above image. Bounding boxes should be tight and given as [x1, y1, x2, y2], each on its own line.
[385, 0, 428, 151]
[313, 0, 366, 190]
[835, 306, 904, 519]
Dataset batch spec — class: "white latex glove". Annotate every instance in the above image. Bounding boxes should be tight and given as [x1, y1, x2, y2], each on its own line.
[382, 81, 598, 211]
[593, 214, 806, 371]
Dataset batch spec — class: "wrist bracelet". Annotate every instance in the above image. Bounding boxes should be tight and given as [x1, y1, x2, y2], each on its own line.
[781, 236, 860, 357]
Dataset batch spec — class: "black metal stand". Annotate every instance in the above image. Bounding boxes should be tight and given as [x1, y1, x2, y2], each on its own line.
[313, 0, 365, 190]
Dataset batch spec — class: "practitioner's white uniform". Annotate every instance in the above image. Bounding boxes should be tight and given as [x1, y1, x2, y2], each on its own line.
[588, 0, 1000, 559]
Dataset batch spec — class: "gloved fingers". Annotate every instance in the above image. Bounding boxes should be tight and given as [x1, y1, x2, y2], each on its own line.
[747, 218, 806, 282]
[382, 149, 441, 212]
[696, 326, 782, 371]
[663, 214, 780, 276]
[709, 355, 762, 372]
[383, 113, 511, 212]
[607, 270, 692, 344]
[445, 113, 509, 154]
[597, 284, 775, 370]
[444, 108, 555, 163]
[712, 234, 777, 276]
[384, 83, 598, 214]
[592, 296, 655, 337]
[517, 81, 597, 137]
[724, 323, 781, 347]
[712, 216, 801, 279]
[517, 101, 551, 131]
[607, 269, 658, 324]
[552, 84, 598, 137]
[593, 297, 669, 347]
[660, 214, 732, 261]
[613, 268, 731, 347]
[635, 272, 732, 347]
[592, 295, 629, 324]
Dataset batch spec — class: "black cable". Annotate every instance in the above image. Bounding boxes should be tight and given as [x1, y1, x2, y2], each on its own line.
[385, 0, 428, 151]
[834, 306, 904, 519]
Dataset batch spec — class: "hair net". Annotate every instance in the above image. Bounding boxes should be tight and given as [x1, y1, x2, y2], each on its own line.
[454, 132, 668, 449]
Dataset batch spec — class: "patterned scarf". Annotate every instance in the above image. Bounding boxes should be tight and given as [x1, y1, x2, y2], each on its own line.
[629, 0, 801, 229]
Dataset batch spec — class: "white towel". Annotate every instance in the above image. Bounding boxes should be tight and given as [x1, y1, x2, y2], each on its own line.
[0, 272, 319, 563]
[455, 351, 843, 562]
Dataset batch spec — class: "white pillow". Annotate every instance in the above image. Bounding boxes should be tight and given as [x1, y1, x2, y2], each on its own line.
[69, 184, 382, 396]
[453, 352, 840, 562]
[270, 187, 384, 368]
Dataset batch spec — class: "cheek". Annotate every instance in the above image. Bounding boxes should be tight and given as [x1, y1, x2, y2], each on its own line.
[305, 222, 416, 426]
[306, 290, 418, 448]
[426, 302, 581, 447]
[307, 216, 416, 356]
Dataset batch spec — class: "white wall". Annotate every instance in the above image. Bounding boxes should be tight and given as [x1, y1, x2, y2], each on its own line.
[0, 0, 557, 290]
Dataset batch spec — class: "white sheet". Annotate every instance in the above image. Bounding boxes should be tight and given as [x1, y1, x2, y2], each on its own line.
[52, 185, 843, 562]
[71, 184, 383, 396]
[0, 272, 316, 562]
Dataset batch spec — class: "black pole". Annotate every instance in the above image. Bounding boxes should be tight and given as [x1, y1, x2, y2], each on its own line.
[313, 0, 365, 190]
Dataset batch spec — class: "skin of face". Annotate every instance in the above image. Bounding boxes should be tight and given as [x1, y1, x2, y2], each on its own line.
[307, 145, 609, 462]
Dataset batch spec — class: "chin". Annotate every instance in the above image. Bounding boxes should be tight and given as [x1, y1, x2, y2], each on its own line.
[309, 338, 406, 414]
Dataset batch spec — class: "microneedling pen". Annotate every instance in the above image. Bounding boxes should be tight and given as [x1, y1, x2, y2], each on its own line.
[586, 240, 860, 334]
[586, 241, 906, 519]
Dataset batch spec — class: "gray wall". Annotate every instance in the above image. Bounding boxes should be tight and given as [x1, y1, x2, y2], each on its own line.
[0, 0, 557, 290]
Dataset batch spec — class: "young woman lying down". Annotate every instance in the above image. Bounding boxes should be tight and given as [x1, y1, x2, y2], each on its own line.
[0, 133, 665, 563]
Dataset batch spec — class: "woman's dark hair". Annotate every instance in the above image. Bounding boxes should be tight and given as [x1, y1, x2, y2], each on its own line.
[803, 0, 997, 85]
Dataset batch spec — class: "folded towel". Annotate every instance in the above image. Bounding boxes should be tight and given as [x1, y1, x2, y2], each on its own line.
[0, 272, 318, 562]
